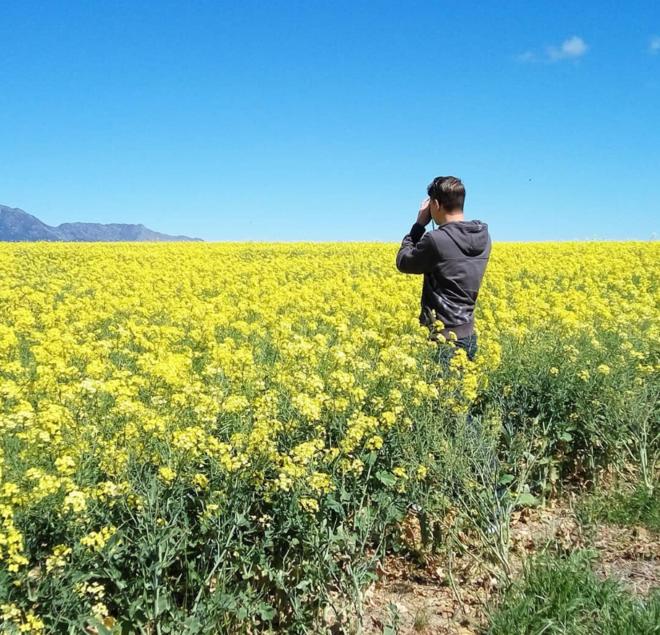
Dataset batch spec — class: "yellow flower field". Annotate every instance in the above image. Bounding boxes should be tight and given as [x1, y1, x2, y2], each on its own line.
[0, 241, 658, 633]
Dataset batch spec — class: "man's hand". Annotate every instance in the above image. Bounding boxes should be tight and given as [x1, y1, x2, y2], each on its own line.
[416, 196, 432, 226]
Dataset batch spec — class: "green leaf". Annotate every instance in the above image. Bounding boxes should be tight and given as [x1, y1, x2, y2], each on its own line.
[517, 492, 540, 507]
[154, 593, 169, 616]
[365, 450, 379, 467]
[325, 496, 345, 517]
[259, 605, 276, 620]
[375, 470, 397, 487]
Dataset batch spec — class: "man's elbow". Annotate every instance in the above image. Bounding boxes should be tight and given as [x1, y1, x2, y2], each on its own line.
[396, 257, 418, 274]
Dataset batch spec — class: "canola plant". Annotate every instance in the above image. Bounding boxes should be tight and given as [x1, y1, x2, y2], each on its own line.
[0, 241, 657, 633]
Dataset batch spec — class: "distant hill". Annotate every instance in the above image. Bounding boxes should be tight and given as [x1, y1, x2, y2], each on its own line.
[0, 204, 203, 242]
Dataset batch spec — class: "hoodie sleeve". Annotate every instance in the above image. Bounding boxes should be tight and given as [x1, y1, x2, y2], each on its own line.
[396, 222, 438, 274]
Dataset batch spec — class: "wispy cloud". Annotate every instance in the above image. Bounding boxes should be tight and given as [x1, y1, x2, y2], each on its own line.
[517, 35, 588, 63]
[516, 50, 536, 63]
[547, 36, 588, 60]
[650, 36, 660, 54]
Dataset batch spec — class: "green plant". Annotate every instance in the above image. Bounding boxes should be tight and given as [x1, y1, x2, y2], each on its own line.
[577, 481, 660, 533]
[486, 549, 660, 634]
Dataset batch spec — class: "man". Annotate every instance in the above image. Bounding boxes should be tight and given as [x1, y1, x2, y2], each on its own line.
[396, 176, 491, 362]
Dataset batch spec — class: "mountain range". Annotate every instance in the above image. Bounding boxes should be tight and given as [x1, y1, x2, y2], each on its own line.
[0, 204, 203, 242]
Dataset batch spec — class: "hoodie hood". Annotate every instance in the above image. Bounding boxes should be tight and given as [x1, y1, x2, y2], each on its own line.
[438, 220, 490, 256]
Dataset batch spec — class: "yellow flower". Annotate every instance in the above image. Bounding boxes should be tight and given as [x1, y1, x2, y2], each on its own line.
[308, 471, 334, 494]
[299, 498, 319, 513]
[158, 466, 176, 484]
[80, 526, 117, 552]
[415, 465, 428, 480]
[222, 394, 250, 414]
[92, 601, 110, 619]
[55, 455, 76, 476]
[193, 473, 209, 489]
[392, 466, 407, 479]
[365, 435, 384, 450]
[63, 490, 87, 514]
[1, 603, 22, 621]
[46, 544, 72, 572]
[19, 610, 45, 633]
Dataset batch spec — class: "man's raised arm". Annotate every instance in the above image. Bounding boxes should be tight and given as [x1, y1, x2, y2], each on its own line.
[396, 222, 438, 274]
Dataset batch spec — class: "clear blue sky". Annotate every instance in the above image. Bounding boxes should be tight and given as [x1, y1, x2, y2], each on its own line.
[1, 1, 658, 241]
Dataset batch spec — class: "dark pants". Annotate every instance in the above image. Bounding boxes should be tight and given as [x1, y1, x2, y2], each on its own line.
[455, 333, 478, 361]
[436, 333, 478, 366]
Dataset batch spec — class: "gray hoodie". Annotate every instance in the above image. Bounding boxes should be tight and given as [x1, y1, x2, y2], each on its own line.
[396, 220, 491, 338]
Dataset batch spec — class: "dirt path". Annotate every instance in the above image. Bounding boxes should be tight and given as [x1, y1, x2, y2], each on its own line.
[359, 502, 659, 634]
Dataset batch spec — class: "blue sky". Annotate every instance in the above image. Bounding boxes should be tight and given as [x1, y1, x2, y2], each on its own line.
[1, 1, 658, 241]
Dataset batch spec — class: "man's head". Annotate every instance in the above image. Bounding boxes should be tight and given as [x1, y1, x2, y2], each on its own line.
[427, 176, 465, 224]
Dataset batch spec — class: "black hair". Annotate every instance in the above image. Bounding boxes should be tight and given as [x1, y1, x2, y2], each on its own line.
[427, 176, 465, 211]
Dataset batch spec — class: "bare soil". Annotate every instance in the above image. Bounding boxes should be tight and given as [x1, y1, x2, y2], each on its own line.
[358, 500, 659, 635]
